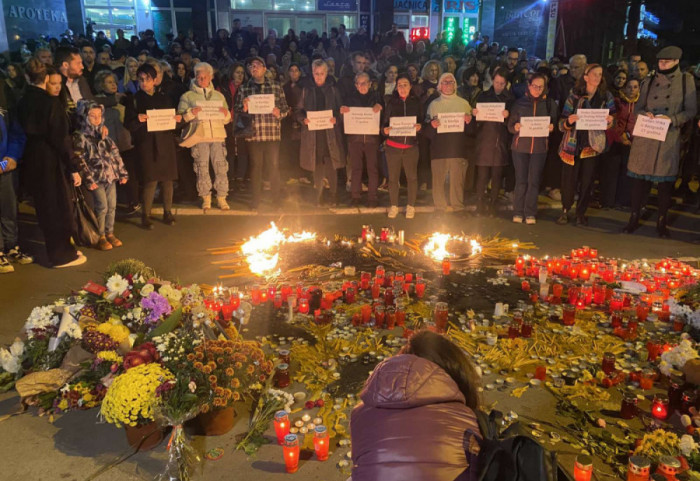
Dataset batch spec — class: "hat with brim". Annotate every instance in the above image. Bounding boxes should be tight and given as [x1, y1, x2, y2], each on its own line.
[245, 56, 266, 68]
[656, 46, 682, 60]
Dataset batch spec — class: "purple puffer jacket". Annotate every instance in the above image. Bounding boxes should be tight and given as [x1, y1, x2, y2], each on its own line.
[351, 354, 482, 481]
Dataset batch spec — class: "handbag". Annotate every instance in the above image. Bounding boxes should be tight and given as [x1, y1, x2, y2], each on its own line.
[72, 186, 101, 247]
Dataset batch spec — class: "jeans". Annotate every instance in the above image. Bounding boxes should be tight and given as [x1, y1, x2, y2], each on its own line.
[431, 157, 467, 209]
[512, 151, 547, 218]
[0, 170, 18, 252]
[385, 145, 419, 207]
[91, 181, 117, 235]
[248, 140, 281, 208]
[191, 142, 229, 198]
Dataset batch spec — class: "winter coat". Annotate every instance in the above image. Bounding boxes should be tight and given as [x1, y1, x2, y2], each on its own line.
[382, 93, 423, 147]
[507, 92, 558, 154]
[73, 101, 128, 186]
[125, 89, 180, 182]
[295, 82, 346, 171]
[628, 69, 697, 179]
[0, 110, 25, 164]
[178, 82, 232, 143]
[558, 89, 616, 163]
[351, 354, 481, 481]
[282, 80, 303, 142]
[95, 93, 133, 152]
[342, 88, 382, 144]
[613, 92, 638, 145]
[474, 88, 513, 167]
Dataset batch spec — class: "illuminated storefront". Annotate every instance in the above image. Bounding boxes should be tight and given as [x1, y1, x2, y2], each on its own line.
[393, 0, 479, 46]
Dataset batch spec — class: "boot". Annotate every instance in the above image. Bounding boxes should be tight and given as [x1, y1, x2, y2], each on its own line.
[163, 211, 176, 226]
[141, 214, 154, 230]
[657, 215, 671, 238]
[622, 213, 640, 233]
[217, 196, 230, 210]
[97, 235, 113, 251]
[202, 195, 211, 211]
[555, 210, 569, 225]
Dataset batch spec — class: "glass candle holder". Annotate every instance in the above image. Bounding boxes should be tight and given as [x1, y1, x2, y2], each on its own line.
[273, 410, 290, 445]
[345, 287, 356, 304]
[360, 271, 371, 290]
[313, 425, 330, 461]
[562, 304, 576, 326]
[574, 454, 593, 481]
[361, 304, 372, 325]
[640, 369, 655, 390]
[385, 306, 397, 329]
[384, 287, 395, 306]
[434, 302, 449, 332]
[602, 352, 616, 375]
[656, 455, 681, 480]
[681, 390, 697, 415]
[521, 319, 533, 338]
[371, 282, 381, 299]
[626, 456, 650, 481]
[508, 320, 520, 339]
[298, 298, 309, 314]
[250, 285, 262, 305]
[620, 392, 638, 419]
[442, 257, 451, 276]
[651, 393, 669, 420]
[276, 363, 290, 388]
[230, 293, 241, 310]
[374, 305, 385, 328]
[283, 434, 300, 473]
[415, 280, 426, 299]
[278, 349, 291, 365]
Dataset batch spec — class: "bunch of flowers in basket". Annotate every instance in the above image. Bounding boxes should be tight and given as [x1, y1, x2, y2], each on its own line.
[101, 362, 174, 427]
[186, 337, 274, 412]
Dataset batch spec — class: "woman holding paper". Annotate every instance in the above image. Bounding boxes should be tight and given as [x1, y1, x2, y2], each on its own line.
[623, 46, 697, 238]
[507, 73, 558, 224]
[425, 72, 473, 213]
[556, 63, 615, 227]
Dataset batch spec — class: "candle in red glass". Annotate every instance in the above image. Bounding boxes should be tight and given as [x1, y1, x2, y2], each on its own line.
[375, 265, 385, 278]
[569, 265, 580, 279]
[384, 287, 395, 306]
[508, 320, 520, 339]
[313, 425, 330, 461]
[345, 287, 356, 304]
[568, 284, 580, 305]
[562, 304, 576, 326]
[283, 434, 300, 473]
[627, 456, 651, 481]
[229, 293, 241, 311]
[360, 271, 371, 290]
[360, 304, 371, 324]
[276, 363, 291, 388]
[574, 454, 593, 481]
[274, 294, 283, 309]
[521, 319, 533, 338]
[260, 291, 268, 303]
[580, 267, 591, 281]
[220, 303, 235, 320]
[602, 352, 616, 375]
[395, 307, 406, 327]
[611, 310, 623, 328]
[516, 256, 525, 270]
[521, 280, 531, 292]
[672, 316, 684, 332]
[535, 365, 546, 380]
[384, 271, 395, 287]
[581, 284, 593, 305]
[651, 394, 669, 420]
[659, 304, 671, 322]
[620, 393, 638, 419]
[681, 390, 697, 415]
[371, 283, 381, 300]
[405, 272, 413, 282]
[610, 296, 623, 313]
[581, 246, 590, 257]
[639, 369, 655, 390]
[442, 258, 451, 276]
[251, 285, 262, 305]
[274, 411, 291, 445]
[434, 302, 449, 332]
[589, 248, 598, 258]
[386, 306, 397, 329]
[298, 298, 309, 314]
[552, 282, 563, 299]
[593, 284, 605, 305]
[374, 305, 385, 328]
[415, 280, 426, 299]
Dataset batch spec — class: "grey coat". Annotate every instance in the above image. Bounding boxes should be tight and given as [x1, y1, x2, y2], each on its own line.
[628, 69, 697, 178]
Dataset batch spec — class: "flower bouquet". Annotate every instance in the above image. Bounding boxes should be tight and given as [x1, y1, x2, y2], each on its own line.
[236, 387, 295, 455]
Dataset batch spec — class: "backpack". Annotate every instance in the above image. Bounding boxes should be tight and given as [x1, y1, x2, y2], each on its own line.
[470, 410, 566, 481]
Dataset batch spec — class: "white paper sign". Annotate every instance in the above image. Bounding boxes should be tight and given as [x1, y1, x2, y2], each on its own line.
[475, 102, 506, 122]
[343, 107, 380, 135]
[519, 116, 550, 137]
[389, 116, 417, 136]
[575, 108, 609, 130]
[196, 100, 225, 120]
[437, 112, 465, 133]
[632, 115, 671, 142]
[147, 109, 176, 132]
[247, 94, 275, 114]
[307, 110, 334, 131]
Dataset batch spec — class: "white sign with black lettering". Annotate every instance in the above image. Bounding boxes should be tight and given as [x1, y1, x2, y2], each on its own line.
[575, 108, 609, 130]
[475, 102, 506, 122]
[632, 115, 671, 142]
[436, 112, 465, 133]
[389, 116, 417, 136]
[519, 116, 550, 137]
[247, 94, 275, 114]
[307, 110, 334, 131]
[147, 109, 176, 132]
[196, 100, 225, 120]
[343, 107, 380, 135]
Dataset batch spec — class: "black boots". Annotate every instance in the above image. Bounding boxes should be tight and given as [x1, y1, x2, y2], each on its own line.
[163, 211, 176, 226]
[622, 213, 640, 233]
[657, 215, 670, 238]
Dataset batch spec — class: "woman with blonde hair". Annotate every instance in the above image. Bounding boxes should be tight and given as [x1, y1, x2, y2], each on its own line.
[123, 56, 139, 94]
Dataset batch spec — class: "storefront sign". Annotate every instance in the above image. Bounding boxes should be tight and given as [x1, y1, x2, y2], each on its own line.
[443, 0, 479, 14]
[393, 0, 429, 12]
[3, 0, 68, 48]
[318, 0, 357, 11]
[359, 14, 369, 30]
[494, 0, 548, 58]
[6, 5, 67, 22]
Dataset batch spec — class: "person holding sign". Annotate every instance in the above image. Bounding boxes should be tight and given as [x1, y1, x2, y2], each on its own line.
[178, 62, 232, 212]
[234, 56, 289, 211]
[623, 46, 697, 238]
[125, 63, 182, 230]
[471, 70, 513, 216]
[424, 73, 473, 213]
[340, 72, 382, 207]
[296, 59, 345, 207]
[556, 63, 615, 227]
[507, 73, 558, 224]
[382, 75, 423, 219]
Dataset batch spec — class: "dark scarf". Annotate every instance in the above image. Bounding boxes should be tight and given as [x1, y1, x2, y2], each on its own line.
[658, 64, 679, 76]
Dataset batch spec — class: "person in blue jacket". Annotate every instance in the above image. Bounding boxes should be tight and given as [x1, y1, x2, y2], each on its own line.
[0, 86, 31, 273]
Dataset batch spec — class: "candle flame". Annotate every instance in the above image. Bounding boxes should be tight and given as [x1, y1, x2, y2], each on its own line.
[241, 222, 316, 277]
[422, 232, 482, 261]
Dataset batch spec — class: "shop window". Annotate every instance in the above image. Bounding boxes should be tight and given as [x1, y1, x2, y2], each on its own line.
[152, 0, 170, 7]
[231, 0, 273, 9]
[111, 8, 137, 25]
[152, 9, 174, 46]
[411, 15, 428, 27]
[175, 11, 194, 37]
[85, 8, 113, 25]
[274, 0, 316, 11]
[327, 15, 356, 31]
[110, 0, 135, 6]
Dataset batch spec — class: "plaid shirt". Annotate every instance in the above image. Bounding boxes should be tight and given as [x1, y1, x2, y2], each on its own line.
[234, 78, 289, 142]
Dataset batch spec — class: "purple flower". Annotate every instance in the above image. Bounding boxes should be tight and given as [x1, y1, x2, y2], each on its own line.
[140, 292, 173, 325]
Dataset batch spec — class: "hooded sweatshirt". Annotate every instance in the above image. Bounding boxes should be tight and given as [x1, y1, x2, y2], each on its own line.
[425, 73, 473, 160]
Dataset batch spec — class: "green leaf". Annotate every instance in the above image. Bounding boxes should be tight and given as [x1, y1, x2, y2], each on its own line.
[147, 308, 183, 340]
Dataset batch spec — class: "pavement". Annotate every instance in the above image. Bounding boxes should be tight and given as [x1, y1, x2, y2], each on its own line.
[0, 187, 699, 480]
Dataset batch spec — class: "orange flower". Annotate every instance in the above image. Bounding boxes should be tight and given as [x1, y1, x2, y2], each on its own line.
[217, 357, 225, 365]
[195, 351, 204, 360]
[234, 362, 243, 369]
[202, 365, 212, 374]
[209, 375, 217, 384]
[232, 392, 241, 401]
[186, 353, 195, 361]
[258, 374, 267, 382]
[194, 362, 204, 370]
[225, 367, 234, 377]
[230, 378, 240, 388]
[215, 387, 224, 396]
[224, 347, 233, 355]
[224, 388, 232, 398]
[246, 364, 255, 375]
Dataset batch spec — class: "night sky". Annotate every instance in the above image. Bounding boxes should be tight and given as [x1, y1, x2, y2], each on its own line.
[645, 0, 700, 62]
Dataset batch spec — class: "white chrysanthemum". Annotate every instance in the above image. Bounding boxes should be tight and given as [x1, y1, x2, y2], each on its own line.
[9, 339, 24, 358]
[680, 434, 699, 456]
[25, 305, 58, 333]
[65, 323, 82, 340]
[159, 284, 183, 305]
[106, 274, 129, 295]
[0, 348, 19, 374]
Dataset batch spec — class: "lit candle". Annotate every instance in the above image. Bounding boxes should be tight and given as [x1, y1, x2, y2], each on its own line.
[283, 434, 300, 473]
[651, 394, 669, 420]
[415, 280, 426, 299]
[573, 454, 593, 481]
[442, 257, 451, 276]
[274, 411, 290, 445]
[298, 298, 309, 314]
[627, 456, 651, 481]
[313, 425, 330, 461]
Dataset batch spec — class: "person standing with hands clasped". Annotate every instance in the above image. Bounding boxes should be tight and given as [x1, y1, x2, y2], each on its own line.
[623, 46, 697, 238]
[382, 75, 423, 219]
[234, 56, 289, 211]
[556, 63, 616, 227]
[424, 72, 473, 214]
[507, 73, 558, 224]
[74, 100, 129, 250]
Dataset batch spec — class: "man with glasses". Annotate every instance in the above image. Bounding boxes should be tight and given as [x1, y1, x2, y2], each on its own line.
[340, 72, 383, 207]
[505, 48, 520, 82]
[234, 56, 289, 211]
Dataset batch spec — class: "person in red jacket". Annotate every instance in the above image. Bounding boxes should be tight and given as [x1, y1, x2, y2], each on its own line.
[351, 330, 482, 481]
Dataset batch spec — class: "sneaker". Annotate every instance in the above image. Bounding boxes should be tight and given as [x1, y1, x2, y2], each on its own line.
[378, 181, 389, 192]
[361, 183, 368, 192]
[7, 246, 34, 264]
[512, 215, 523, 223]
[141, 216, 154, 230]
[548, 188, 562, 201]
[218, 197, 230, 210]
[106, 234, 122, 248]
[54, 253, 87, 269]
[388, 206, 399, 219]
[97, 235, 113, 251]
[299, 177, 312, 185]
[555, 211, 569, 225]
[0, 253, 14, 273]
[125, 203, 141, 215]
[202, 195, 211, 211]
[406, 205, 415, 219]
[525, 216, 536, 225]
[263, 181, 271, 191]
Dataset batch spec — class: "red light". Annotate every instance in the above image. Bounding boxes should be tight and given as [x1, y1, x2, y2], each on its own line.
[410, 27, 430, 41]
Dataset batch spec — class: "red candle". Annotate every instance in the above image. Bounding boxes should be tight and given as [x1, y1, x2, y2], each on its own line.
[508, 320, 520, 339]
[521, 280, 531, 292]
[298, 298, 309, 314]
[434, 302, 449, 332]
[651, 394, 669, 420]
[405, 273, 413, 282]
[415, 280, 426, 299]
[267, 284, 277, 299]
[220, 303, 235, 320]
[535, 365, 546, 380]
[602, 352, 616, 375]
[276, 363, 290, 388]
[313, 425, 330, 461]
[580, 267, 591, 281]
[230, 293, 241, 310]
[371, 283, 381, 299]
[274, 294, 283, 309]
[283, 434, 300, 473]
[568, 284, 580, 305]
[620, 393, 638, 419]
[574, 454, 593, 481]
[395, 307, 406, 327]
[552, 282, 563, 298]
[374, 305, 385, 328]
[442, 258, 451, 276]
[251, 285, 262, 305]
[260, 291, 268, 303]
[589, 248, 598, 258]
[593, 284, 605, 305]
[562, 304, 576, 326]
[521, 319, 533, 338]
[345, 287, 356, 304]
[384, 288, 395, 306]
[360, 271, 371, 290]
[361, 304, 372, 324]
[273, 411, 290, 445]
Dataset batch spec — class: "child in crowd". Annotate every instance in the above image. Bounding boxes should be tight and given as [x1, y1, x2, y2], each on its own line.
[74, 100, 129, 250]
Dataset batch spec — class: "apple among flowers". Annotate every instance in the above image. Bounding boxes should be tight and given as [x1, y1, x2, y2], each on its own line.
[123, 342, 160, 370]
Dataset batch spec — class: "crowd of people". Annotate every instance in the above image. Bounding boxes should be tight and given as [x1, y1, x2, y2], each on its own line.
[0, 23, 699, 272]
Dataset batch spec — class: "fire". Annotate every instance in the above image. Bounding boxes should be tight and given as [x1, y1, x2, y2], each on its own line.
[241, 222, 316, 277]
[422, 232, 482, 262]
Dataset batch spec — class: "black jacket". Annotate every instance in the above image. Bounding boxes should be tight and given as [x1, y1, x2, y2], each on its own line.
[342, 88, 382, 144]
[507, 92, 558, 154]
[474, 88, 514, 167]
[382, 92, 423, 147]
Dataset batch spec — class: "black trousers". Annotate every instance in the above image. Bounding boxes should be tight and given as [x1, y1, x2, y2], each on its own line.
[118, 148, 140, 205]
[143, 180, 173, 216]
[599, 143, 632, 208]
[475, 165, 504, 208]
[543, 130, 563, 190]
[561, 156, 598, 217]
[630, 177, 674, 218]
